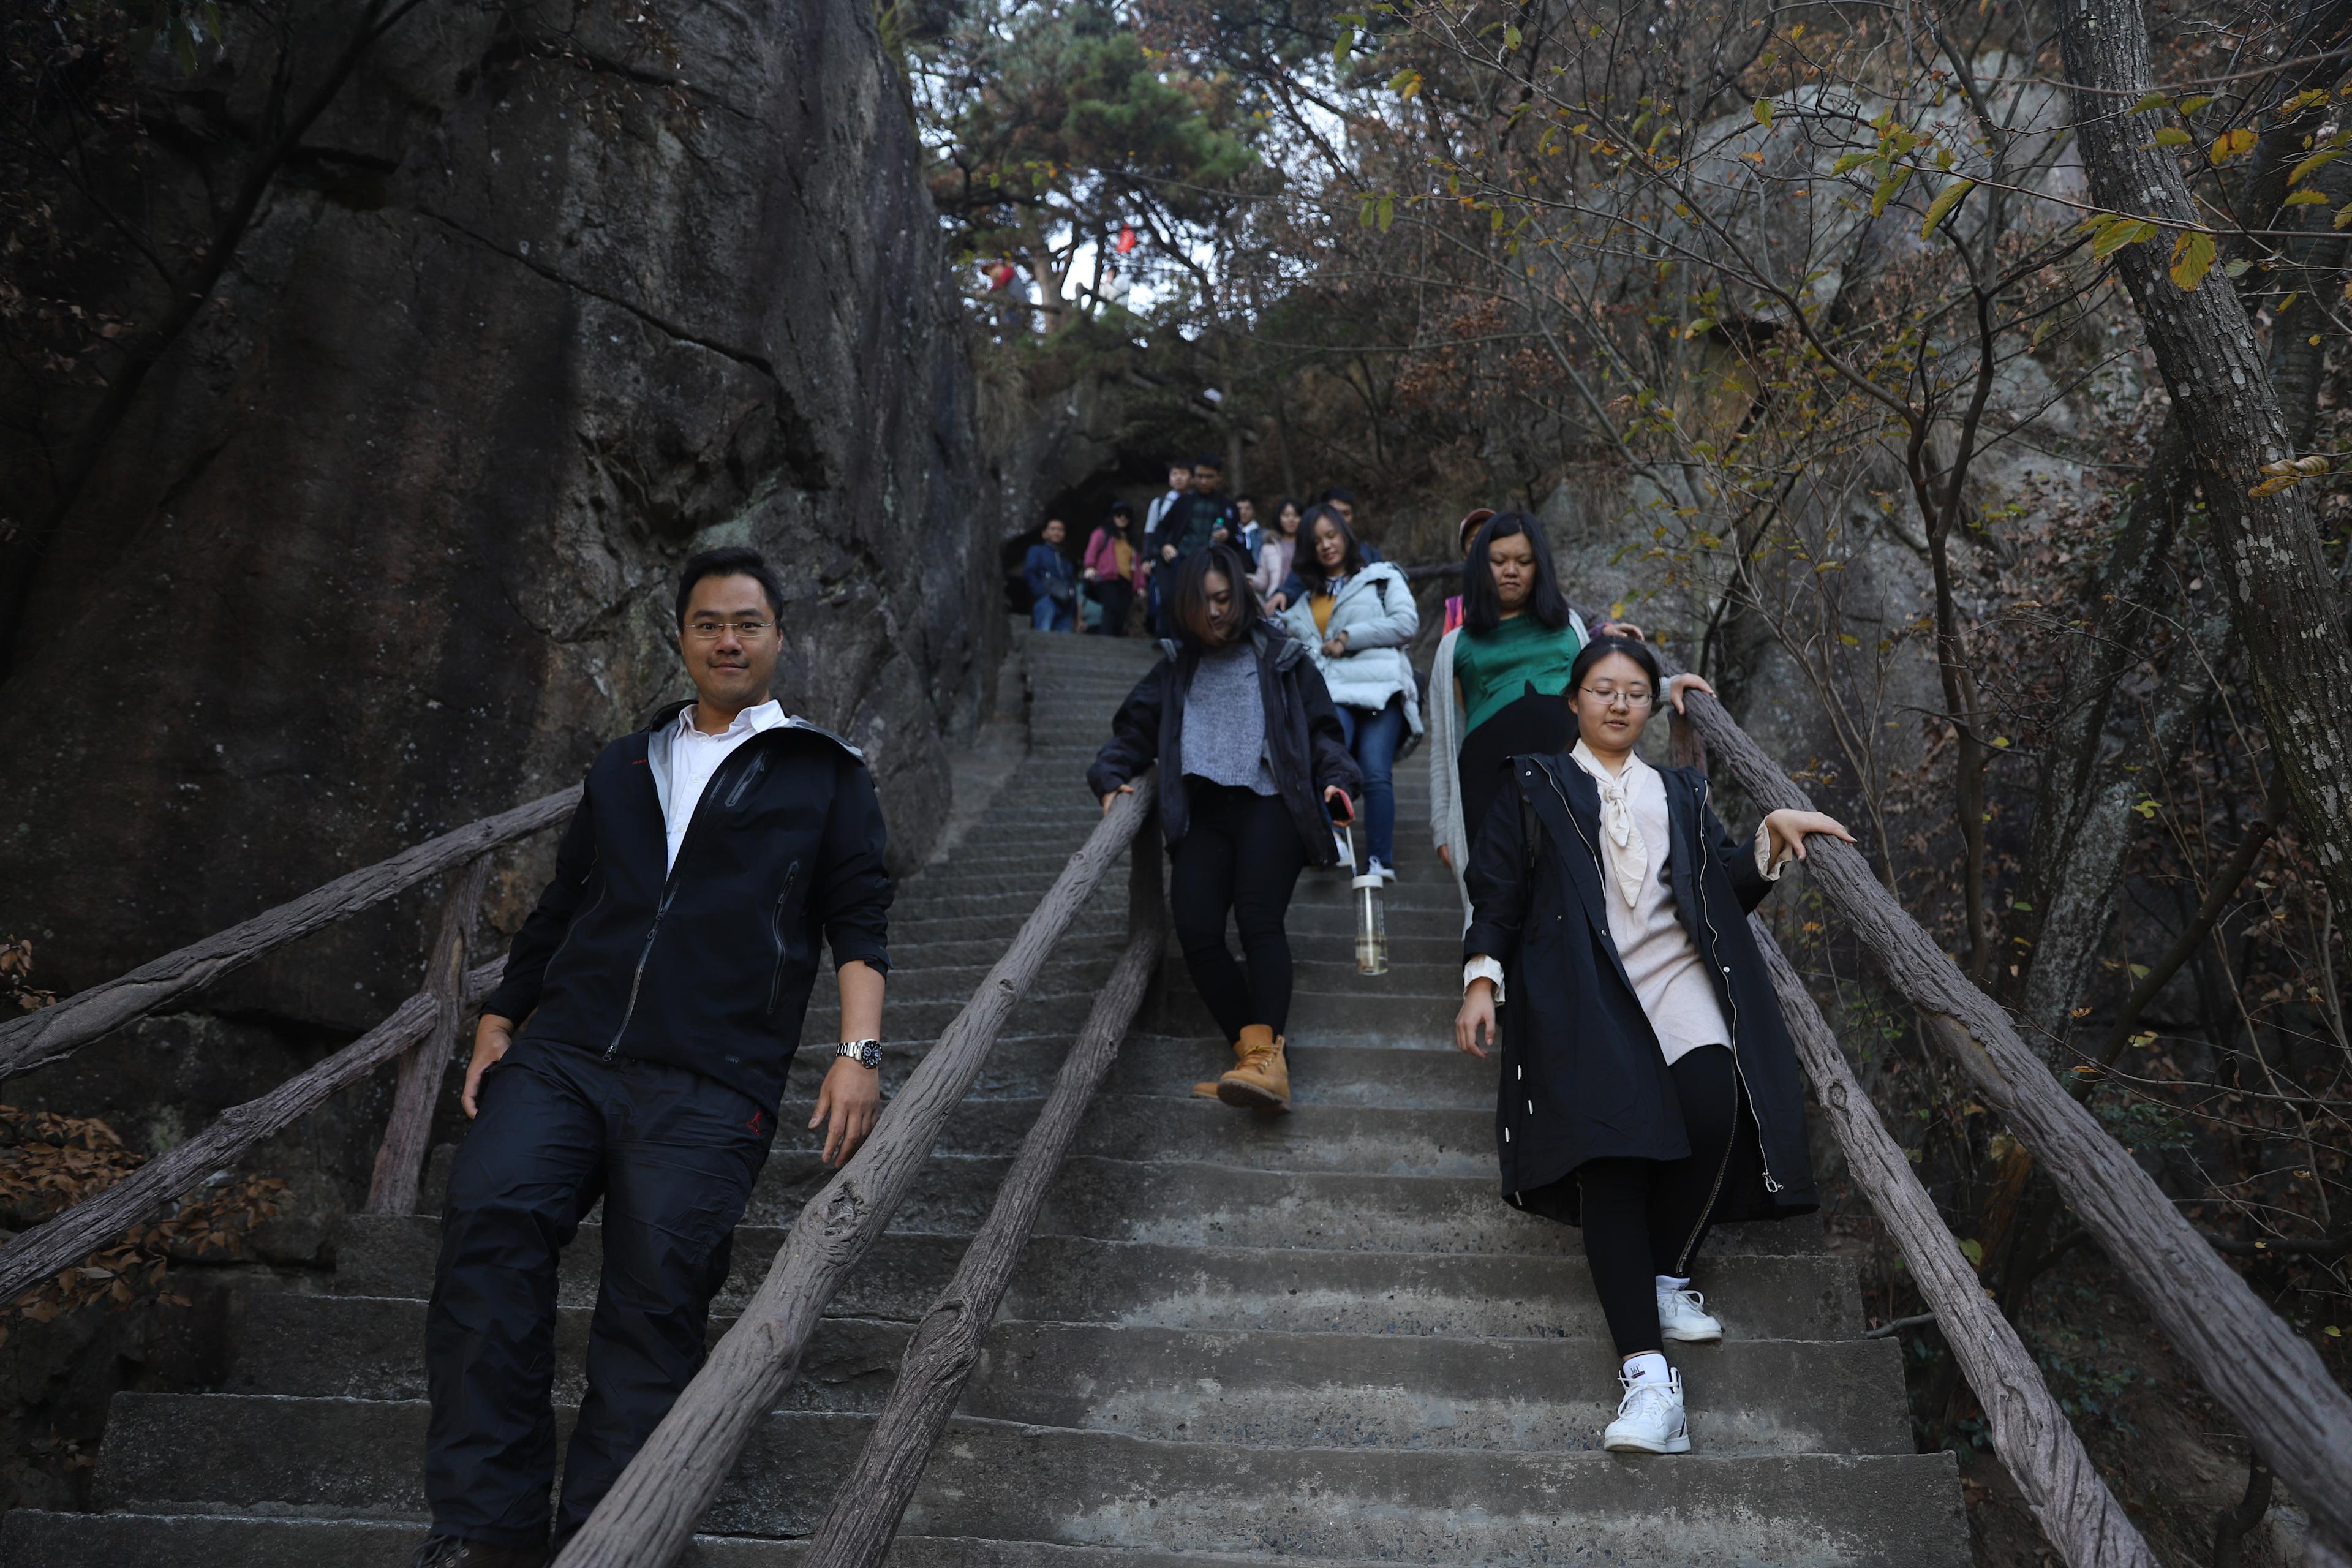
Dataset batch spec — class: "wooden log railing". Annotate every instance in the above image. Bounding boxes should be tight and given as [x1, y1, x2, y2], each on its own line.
[0, 957, 505, 1307]
[366, 854, 494, 1215]
[0, 787, 578, 1082]
[554, 772, 1161, 1568]
[1678, 690, 2352, 1551]
[1753, 918, 2158, 1568]
[805, 811, 1165, 1567]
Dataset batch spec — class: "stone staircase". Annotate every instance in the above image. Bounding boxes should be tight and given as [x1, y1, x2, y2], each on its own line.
[0, 630, 1967, 1566]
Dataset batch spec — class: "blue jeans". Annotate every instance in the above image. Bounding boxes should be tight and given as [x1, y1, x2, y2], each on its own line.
[1334, 695, 1405, 867]
[1031, 597, 1075, 631]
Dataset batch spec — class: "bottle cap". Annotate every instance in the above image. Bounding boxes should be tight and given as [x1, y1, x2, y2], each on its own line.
[1351, 875, 1384, 892]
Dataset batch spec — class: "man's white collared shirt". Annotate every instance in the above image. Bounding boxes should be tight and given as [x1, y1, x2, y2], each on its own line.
[665, 701, 785, 873]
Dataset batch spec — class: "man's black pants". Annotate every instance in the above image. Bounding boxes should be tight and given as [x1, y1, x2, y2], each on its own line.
[424, 1038, 771, 1547]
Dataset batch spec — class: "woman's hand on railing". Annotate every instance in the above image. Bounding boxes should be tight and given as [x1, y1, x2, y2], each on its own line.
[1667, 673, 1716, 713]
[1100, 783, 1136, 816]
[462, 1012, 516, 1118]
[1763, 808, 1856, 864]
[1455, 978, 1498, 1060]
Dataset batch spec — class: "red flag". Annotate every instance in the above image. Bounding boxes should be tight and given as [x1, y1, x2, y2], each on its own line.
[1114, 224, 1137, 254]
[986, 262, 1017, 292]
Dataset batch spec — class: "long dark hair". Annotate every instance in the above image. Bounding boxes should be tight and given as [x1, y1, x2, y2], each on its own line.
[1461, 511, 1571, 636]
[1275, 498, 1305, 536]
[1166, 542, 1262, 652]
[1296, 504, 1365, 593]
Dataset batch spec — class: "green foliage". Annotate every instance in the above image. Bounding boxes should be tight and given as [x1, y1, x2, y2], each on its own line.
[920, 0, 1264, 326]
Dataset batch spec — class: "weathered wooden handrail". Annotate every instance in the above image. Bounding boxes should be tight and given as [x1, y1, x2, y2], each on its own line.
[0, 958, 504, 1308]
[0, 786, 577, 1082]
[1678, 689, 2352, 1549]
[365, 856, 493, 1215]
[805, 815, 1165, 1567]
[1754, 917, 2157, 1568]
[554, 771, 1161, 1568]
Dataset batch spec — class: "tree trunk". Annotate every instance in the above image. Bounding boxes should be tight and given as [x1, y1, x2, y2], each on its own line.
[2058, 0, 2352, 937]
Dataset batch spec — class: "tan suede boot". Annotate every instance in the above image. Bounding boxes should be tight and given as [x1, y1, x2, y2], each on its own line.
[1217, 1025, 1291, 1112]
[1193, 1038, 1250, 1098]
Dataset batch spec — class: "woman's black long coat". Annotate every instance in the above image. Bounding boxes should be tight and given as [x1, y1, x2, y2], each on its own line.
[1462, 751, 1818, 1226]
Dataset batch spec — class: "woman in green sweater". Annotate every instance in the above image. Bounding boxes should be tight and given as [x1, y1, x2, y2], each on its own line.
[1432, 513, 1711, 886]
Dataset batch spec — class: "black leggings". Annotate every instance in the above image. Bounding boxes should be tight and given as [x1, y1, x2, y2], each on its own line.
[1577, 1045, 1741, 1356]
[1169, 782, 1308, 1041]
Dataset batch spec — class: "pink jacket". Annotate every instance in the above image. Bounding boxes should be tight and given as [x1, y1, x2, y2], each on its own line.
[1084, 527, 1147, 591]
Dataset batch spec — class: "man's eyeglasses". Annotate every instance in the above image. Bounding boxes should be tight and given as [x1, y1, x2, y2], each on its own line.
[685, 619, 775, 639]
[1578, 684, 1653, 709]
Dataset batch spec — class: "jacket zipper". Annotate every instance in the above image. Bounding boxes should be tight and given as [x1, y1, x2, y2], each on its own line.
[1537, 765, 1780, 1271]
[607, 736, 766, 1059]
[766, 861, 804, 1016]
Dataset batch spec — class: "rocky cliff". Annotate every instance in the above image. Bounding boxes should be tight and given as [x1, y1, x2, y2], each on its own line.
[0, 1, 1000, 1499]
[1, 0, 1000, 1027]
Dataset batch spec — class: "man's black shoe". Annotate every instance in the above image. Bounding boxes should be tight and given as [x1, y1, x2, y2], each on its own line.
[410, 1536, 548, 1568]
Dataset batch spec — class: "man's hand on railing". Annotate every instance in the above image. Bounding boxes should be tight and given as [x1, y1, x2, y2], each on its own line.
[462, 1013, 516, 1118]
[1100, 782, 1136, 815]
[811, 1058, 881, 1167]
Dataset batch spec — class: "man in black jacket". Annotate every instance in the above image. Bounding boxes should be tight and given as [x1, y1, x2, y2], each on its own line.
[414, 548, 892, 1567]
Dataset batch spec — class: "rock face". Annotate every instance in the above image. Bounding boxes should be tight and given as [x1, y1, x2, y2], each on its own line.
[0, 1, 1000, 1496]
[0, 0, 1001, 1028]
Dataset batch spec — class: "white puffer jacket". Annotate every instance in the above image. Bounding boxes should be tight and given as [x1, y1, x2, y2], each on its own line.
[1278, 560, 1423, 735]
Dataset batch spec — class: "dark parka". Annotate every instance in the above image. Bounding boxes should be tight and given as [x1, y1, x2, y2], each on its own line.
[1462, 751, 1817, 1226]
[1087, 621, 1363, 865]
[483, 702, 892, 1114]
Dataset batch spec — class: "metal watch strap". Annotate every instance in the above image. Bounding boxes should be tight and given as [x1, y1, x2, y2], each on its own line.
[837, 1039, 883, 1070]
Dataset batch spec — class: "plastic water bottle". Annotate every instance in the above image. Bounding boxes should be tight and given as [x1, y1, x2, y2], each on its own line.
[1353, 870, 1389, 976]
[1337, 823, 1388, 974]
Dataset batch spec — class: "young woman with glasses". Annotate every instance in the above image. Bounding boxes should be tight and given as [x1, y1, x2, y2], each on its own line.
[1452, 635, 1853, 1455]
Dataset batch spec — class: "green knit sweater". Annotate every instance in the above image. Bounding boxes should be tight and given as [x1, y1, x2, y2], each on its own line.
[1453, 613, 1585, 734]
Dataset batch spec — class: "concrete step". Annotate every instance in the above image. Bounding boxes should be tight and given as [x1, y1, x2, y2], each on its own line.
[1, 1515, 1344, 1568]
[85, 1398, 1968, 1564]
[228, 1296, 1907, 1455]
[755, 1092, 1497, 1175]
[0, 1514, 1479, 1568]
[781, 1036, 1491, 1109]
[333, 1219, 1865, 1339]
[810, 986, 1460, 1050]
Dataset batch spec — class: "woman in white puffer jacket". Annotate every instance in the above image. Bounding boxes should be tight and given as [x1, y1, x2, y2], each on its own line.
[1278, 505, 1421, 878]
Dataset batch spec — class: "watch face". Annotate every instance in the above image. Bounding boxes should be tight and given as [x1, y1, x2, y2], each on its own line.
[861, 1042, 883, 1070]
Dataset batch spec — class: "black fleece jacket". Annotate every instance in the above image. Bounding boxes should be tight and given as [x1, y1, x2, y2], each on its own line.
[483, 703, 892, 1111]
[1087, 622, 1362, 866]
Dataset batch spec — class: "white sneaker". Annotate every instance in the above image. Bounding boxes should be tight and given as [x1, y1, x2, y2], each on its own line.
[1658, 1284, 1723, 1343]
[1604, 1366, 1691, 1453]
[1368, 858, 1396, 882]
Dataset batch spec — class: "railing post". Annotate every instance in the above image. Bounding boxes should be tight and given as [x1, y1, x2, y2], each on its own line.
[364, 854, 492, 1216]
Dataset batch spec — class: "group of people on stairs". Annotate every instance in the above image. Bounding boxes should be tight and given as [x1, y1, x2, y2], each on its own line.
[1087, 509, 1854, 1461]
[408, 515, 1860, 1567]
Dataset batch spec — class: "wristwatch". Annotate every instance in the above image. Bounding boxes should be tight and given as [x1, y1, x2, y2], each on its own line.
[837, 1039, 883, 1071]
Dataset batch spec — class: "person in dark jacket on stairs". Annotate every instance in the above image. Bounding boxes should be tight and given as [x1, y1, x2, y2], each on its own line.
[1089, 543, 1362, 1114]
[413, 547, 895, 1568]
[1452, 636, 1850, 1458]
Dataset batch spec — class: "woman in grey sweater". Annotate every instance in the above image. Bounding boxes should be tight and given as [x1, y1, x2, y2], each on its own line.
[1089, 545, 1363, 1112]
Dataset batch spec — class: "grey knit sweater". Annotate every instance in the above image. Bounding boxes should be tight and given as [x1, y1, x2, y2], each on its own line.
[1182, 641, 1278, 794]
